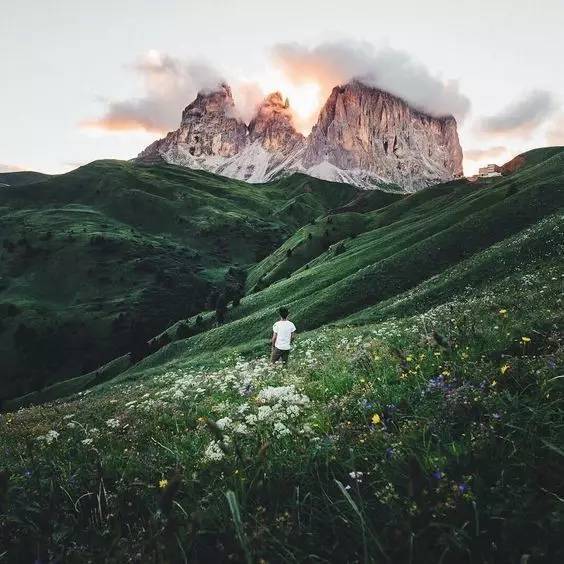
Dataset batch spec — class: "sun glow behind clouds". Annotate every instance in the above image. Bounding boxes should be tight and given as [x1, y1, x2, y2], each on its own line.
[255, 71, 322, 133]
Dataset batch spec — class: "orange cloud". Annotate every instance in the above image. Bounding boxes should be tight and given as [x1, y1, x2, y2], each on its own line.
[84, 51, 223, 133]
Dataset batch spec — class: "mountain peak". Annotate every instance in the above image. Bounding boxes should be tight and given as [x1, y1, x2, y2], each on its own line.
[248, 92, 304, 152]
[182, 82, 237, 121]
[139, 80, 463, 191]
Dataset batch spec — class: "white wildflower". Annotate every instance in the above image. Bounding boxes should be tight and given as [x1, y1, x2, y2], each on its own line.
[105, 418, 120, 429]
[245, 414, 258, 426]
[204, 441, 225, 462]
[37, 430, 60, 444]
[233, 423, 249, 435]
[349, 471, 364, 482]
[273, 422, 291, 437]
[215, 417, 232, 430]
[257, 405, 273, 421]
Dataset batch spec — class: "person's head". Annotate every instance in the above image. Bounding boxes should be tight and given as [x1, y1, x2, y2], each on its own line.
[278, 307, 289, 319]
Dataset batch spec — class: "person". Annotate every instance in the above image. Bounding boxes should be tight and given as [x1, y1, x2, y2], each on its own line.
[271, 307, 296, 364]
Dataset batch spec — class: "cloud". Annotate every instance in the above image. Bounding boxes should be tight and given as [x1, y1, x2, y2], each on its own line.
[84, 51, 224, 133]
[478, 90, 558, 137]
[545, 114, 564, 145]
[271, 41, 471, 121]
[231, 81, 264, 124]
[464, 146, 508, 161]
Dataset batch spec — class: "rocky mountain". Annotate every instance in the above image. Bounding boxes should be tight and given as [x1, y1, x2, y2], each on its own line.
[138, 81, 463, 191]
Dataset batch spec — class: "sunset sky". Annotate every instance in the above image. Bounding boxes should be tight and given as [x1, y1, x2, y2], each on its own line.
[1, 0, 562, 175]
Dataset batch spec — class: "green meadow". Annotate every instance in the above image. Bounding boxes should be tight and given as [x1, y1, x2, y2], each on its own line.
[0, 147, 563, 562]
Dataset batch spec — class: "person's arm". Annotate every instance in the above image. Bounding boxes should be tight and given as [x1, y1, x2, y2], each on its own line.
[271, 332, 277, 347]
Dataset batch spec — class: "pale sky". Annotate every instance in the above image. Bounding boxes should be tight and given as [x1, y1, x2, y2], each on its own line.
[1, 0, 563, 175]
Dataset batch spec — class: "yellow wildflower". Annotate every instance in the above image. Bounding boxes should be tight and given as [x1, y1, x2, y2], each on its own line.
[406, 355, 413, 362]
[521, 336, 531, 343]
[371, 414, 381, 425]
[159, 479, 168, 490]
[500, 364, 510, 375]
[499, 309, 508, 317]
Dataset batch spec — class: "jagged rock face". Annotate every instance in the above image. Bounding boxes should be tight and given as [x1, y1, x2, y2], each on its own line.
[248, 92, 305, 152]
[303, 82, 463, 189]
[138, 84, 248, 165]
[138, 81, 463, 191]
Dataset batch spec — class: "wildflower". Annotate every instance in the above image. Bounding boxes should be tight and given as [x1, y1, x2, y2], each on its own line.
[159, 479, 168, 490]
[215, 417, 232, 430]
[498, 309, 508, 317]
[204, 441, 225, 462]
[457, 482, 469, 494]
[245, 414, 258, 426]
[406, 355, 413, 362]
[432, 470, 444, 480]
[359, 399, 375, 411]
[371, 414, 381, 425]
[37, 430, 60, 444]
[349, 471, 364, 482]
[521, 336, 531, 343]
[105, 418, 120, 429]
[81, 438, 94, 446]
[273, 422, 291, 437]
[233, 423, 249, 435]
[500, 364, 510, 375]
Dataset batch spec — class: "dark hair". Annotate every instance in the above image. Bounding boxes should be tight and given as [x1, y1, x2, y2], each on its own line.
[278, 307, 289, 319]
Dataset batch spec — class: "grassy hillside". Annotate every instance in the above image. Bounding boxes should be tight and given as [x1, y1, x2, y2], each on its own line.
[0, 170, 51, 187]
[1, 184, 562, 560]
[5, 148, 563, 411]
[0, 161, 362, 401]
[104, 147, 563, 382]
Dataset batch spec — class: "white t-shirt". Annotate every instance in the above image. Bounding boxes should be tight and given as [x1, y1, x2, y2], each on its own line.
[273, 319, 296, 350]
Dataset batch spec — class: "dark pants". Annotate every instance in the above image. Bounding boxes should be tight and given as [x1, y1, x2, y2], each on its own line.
[271, 347, 290, 364]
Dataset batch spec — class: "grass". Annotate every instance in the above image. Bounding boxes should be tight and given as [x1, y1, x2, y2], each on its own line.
[1, 255, 562, 562]
[0, 147, 563, 561]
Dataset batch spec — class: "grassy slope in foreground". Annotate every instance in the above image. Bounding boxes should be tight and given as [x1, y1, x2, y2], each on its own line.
[117, 147, 564, 382]
[0, 161, 360, 401]
[1, 213, 562, 562]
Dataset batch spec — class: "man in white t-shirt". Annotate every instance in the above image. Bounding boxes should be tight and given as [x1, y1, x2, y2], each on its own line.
[271, 307, 296, 364]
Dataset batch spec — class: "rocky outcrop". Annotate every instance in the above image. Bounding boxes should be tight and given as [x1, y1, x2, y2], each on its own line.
[248, 92, 305, 152]
[302, 81, 463, 190]
[139, 81, 464, 191]
[137, 83, 248, 167]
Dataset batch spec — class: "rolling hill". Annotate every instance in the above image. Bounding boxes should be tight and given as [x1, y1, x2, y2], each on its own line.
[97, 147, 564, 382]
[0, 161, 362, 401]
